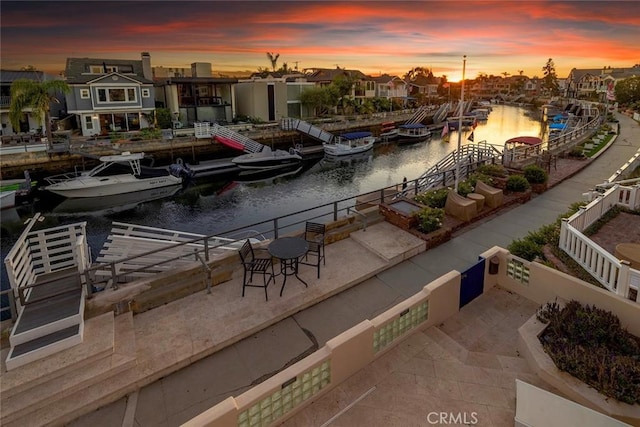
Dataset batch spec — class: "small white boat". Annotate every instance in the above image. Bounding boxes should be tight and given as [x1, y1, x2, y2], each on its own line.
[0, 171, 35, 209]
[231, 146, 302, 170]
[323, 132, 376, 156]
[0, 190, 16, 210]
[378, 122, 399, 142]
[397, 124, 432, 144]
[44, 152, 187, 198]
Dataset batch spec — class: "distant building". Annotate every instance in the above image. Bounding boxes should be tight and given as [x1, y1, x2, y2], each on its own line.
[153, 66, 192, 78]
[0, 69, 67, 136]
[191, 63, 212, 78]
[64, 52, 156, 136]
[565, 65, 640, 100]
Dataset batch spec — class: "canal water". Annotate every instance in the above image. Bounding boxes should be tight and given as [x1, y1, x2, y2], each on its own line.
[0, 104, 544, 288]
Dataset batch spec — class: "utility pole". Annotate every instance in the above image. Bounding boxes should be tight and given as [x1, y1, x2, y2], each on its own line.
[455, 55, 467, 192]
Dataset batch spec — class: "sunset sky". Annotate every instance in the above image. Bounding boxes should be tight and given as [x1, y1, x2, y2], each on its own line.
[2, 1, 638, 81]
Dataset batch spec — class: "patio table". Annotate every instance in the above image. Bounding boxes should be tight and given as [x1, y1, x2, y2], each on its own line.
[268, 237, 309, 296]
[615, 243, 640, 270]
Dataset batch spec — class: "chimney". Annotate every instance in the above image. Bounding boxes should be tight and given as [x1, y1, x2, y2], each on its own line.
[141, 52, 152, 80]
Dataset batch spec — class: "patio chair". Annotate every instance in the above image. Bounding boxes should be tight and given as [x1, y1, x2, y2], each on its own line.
[300, 222, 326, 278]
[238, 239, 274, 301]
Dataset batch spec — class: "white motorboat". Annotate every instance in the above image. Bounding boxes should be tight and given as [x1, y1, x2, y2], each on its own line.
[0, 171, 35, 209]
[323, 132, 376, 156]
[44, 152, 188, 198]
[396, 124, 432, 144]
[231, 146, 302, 170]
[0, 190, 16, 210]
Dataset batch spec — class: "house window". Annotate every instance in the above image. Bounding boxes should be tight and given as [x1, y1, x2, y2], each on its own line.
[80, 89, 90, 99]
[142, 88, 150, 98]
[95, 87, 137, 103]
[90, 65, 118, 74]
[85, 115, 94, 130]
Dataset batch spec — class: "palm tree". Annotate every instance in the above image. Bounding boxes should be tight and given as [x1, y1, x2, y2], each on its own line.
[9, 78, 69, 148]
[266, 52, 280, 72]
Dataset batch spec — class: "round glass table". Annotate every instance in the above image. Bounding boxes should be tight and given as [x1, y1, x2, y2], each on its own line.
[268, 237, 309, 296]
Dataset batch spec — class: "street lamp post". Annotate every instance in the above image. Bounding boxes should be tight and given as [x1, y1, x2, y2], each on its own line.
[454, 55, 467, 192]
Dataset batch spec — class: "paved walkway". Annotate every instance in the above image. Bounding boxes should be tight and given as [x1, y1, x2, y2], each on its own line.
[68, 113, 639, 427]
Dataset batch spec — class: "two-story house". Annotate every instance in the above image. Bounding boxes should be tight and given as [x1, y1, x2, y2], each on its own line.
[154, 62, 237, 126]
[0, 70, 67, 136]
[371, 75, 408, 105]
[64, 52, 156, 136]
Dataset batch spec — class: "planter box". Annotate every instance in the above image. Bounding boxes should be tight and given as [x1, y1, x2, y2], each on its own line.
[530, 182, 548, 194]
[379, 198, 424, 231]
[408, 225, 452, 250]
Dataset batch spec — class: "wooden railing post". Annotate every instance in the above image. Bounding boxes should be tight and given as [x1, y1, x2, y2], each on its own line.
[616, 261, 631, 299]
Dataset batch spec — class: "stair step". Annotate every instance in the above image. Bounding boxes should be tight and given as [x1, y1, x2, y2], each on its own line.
[1, 312, 114, 398]
[1, 313, 137, 426]
[6, 324, 83, 371]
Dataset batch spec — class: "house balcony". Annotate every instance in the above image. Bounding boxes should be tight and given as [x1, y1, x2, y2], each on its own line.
[1, 95, 11, 107]
[178, 96, 227, 108]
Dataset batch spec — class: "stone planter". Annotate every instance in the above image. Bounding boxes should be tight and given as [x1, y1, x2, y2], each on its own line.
[519, 314, 640, 425]
[378, 198, 424, 231]
[530, 182, 548, 194]
[408, 225, 452, 250]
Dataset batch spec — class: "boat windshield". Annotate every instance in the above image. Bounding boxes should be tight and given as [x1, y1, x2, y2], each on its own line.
[89, 161, 136, 177]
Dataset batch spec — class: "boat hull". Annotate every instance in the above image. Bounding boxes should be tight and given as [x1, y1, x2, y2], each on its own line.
[0, 190, 16, 209]
[323, 137, 375, 156]
[45, 175, 183, 198]
[232, 150, 302, 170]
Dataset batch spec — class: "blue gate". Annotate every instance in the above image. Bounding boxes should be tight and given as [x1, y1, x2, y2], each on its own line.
[459, 257, 485, 308]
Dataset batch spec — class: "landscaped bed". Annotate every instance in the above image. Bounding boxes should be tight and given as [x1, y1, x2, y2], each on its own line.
[537, 300, 640, 405]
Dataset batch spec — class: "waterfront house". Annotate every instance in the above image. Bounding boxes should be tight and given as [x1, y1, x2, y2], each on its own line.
[0, 69, 67, 137]
[565, 65, 640, 101]
[64, 52, 156, 137]
[371, 75, 408, 105]
[154, 62, 237, 127]
[234, 71, 314, 121]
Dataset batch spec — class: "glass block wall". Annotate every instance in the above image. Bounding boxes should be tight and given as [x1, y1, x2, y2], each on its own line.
[237, 360, 331, 427]
[373, 301, 428, 353]
[507, 258, 530, 284]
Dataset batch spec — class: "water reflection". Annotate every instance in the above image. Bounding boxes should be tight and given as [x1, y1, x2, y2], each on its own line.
[1, 104, 543, 248]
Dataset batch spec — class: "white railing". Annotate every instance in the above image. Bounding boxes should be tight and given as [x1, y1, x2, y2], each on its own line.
[3, 215, 90, 312]
[559, 184, 640, 302]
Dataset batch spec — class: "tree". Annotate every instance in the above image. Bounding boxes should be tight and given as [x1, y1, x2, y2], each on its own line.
[299, 86, 338, 117]
[9, 78, 70, 147]
[542, 58, 560, 96]
[614, 76, 640, 107]
[266, 52, 280, 72]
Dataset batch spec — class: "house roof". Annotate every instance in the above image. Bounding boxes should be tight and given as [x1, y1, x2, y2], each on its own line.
[64, 57, 153, 84]
[370, 74, 403, 84]
[305, 68, 368, 82]
[156, 77, 238, 85]
[0, 69, 57, 84]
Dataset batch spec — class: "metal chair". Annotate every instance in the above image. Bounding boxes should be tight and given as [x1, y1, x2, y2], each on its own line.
[300, 222, 326, 278]
[238, 239, 274, 301]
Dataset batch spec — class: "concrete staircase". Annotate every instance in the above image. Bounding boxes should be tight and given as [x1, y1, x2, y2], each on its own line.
[0, 312, 137, 427]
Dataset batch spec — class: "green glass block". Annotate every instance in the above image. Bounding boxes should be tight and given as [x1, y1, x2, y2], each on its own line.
[238, 410, 249, 427]
[260, 398, 271, 410]
[249, 412, 260, 426]
[273, 406, 283, 419]
[249, 404, 260, 416]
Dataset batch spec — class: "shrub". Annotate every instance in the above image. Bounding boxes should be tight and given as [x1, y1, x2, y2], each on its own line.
[568, 147, 585, 158]
[414, 188, 448, 208]
[477, 163, 507, 177]
[468, 173, 494, 186]
[413, 207, 445, 234]
[537, 300, 640, 405]
[523, 165, 548, 184]
[457, 180, 474, 197]
[139, 127, 162, 140]
[506, 175, 530, 192]
[508, 238, 543, 261]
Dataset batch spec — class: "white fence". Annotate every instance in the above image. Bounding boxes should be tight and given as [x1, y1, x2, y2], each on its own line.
[559, 184, 640, 302]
